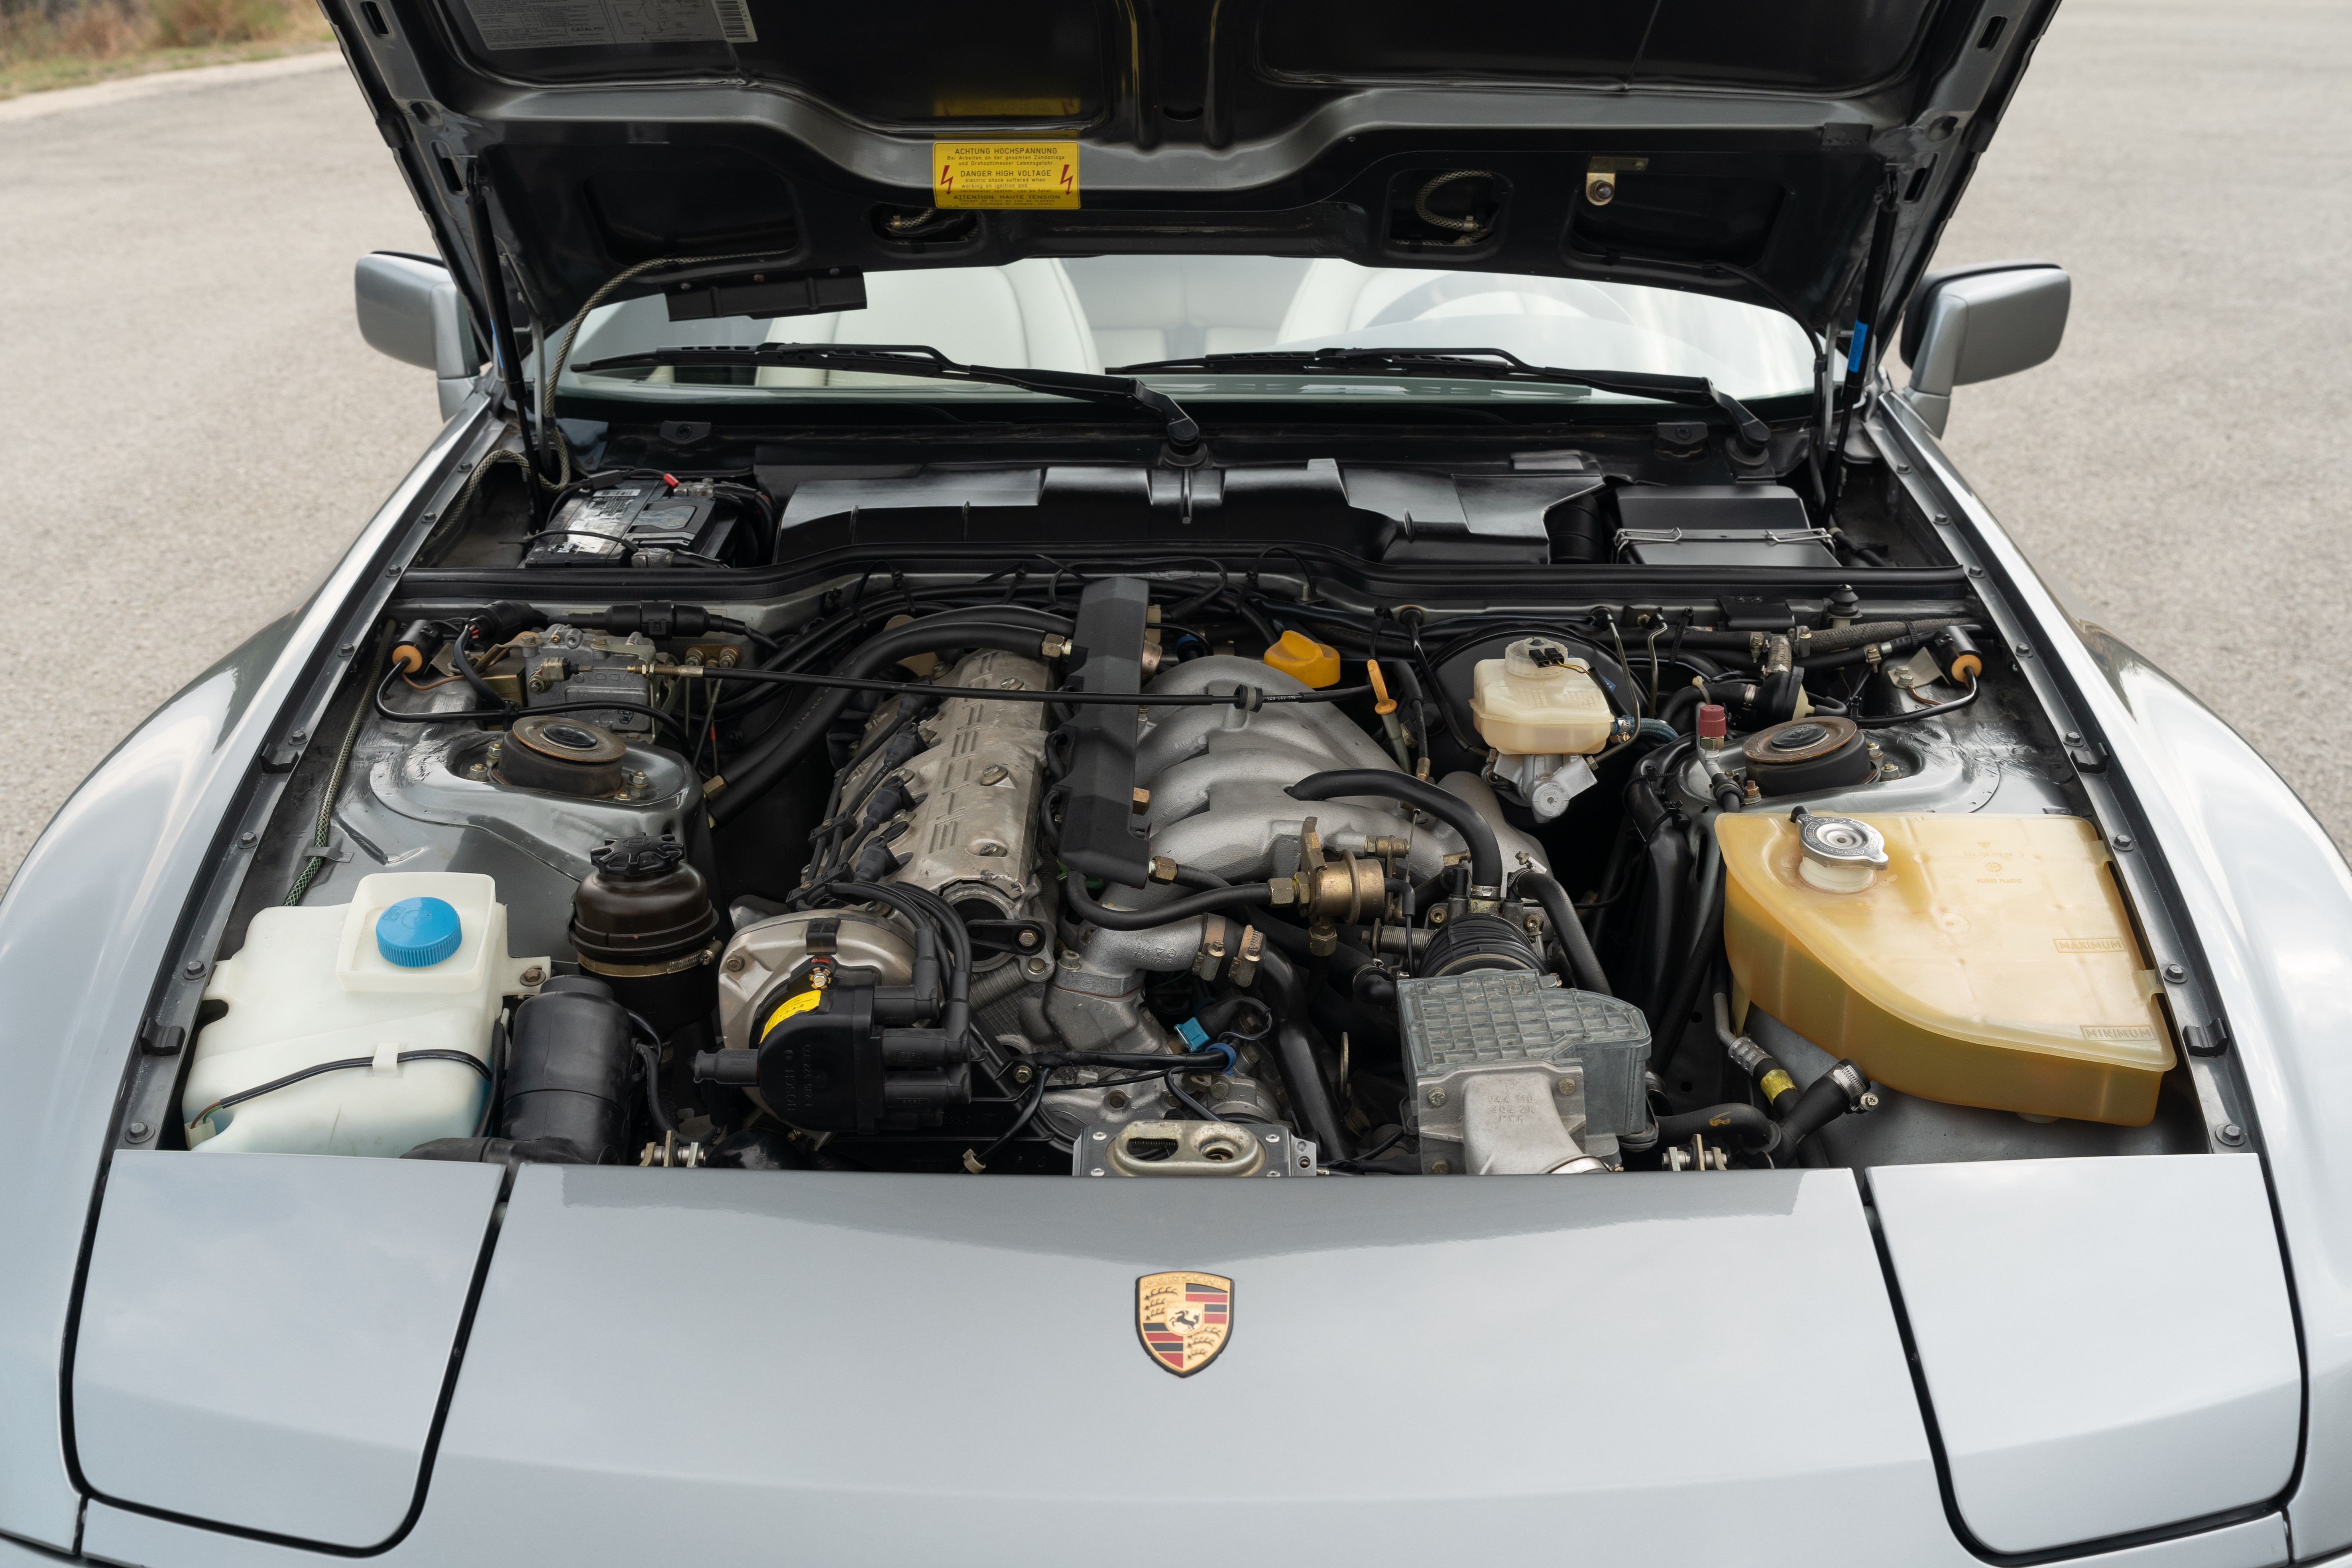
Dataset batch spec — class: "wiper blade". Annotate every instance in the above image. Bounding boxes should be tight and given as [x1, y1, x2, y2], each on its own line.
[570, 342, 1201, 453]
[1108, 346, 1772, 449]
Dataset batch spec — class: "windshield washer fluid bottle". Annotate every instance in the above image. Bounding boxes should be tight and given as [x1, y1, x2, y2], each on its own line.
[183, 873, 547, 1157]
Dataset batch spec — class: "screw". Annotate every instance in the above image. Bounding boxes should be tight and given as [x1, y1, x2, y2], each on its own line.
[1104, 1090, 1129, 1111]
[2063, 731, 2083, 744]
[2015, 643, 2034, 657]
[724, 954, 746, 974]
[1859, 1092, 1882, 1111]
[1091, 1129, 1107, 1141]
[288, 729, 307, 743]
[1431, 1159, 1451, 1175]
[2113, 834, 2134, 851]
[239, 830, 257, 846]
[182, 960, 205, 978]
[1426, 1088, 1447, 1107]
[385, 565, 401, 577]
[2220, 1123, 2244, 1144]
[520, 965, 545, 986]
[2163, 963, 2187, 983]
[1966, 564, 1985, 576]
[1012, 1063, 1034, 1085]
[1428, 907, 1447, 925]
[1557, 1079, 1577, 1097]
[978, 764, 1009, 785]
[338, 643, 355, 656]
[125, 1121, 151, 1142]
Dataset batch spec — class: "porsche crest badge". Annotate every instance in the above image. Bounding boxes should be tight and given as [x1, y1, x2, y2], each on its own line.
[1137, 1271, 1232, 1376]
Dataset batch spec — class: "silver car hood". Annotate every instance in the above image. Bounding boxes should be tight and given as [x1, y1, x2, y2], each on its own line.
[69, 1149, 2298, 1566]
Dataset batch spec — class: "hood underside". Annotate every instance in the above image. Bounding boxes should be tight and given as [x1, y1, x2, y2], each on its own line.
[340, 0, 2053, 342]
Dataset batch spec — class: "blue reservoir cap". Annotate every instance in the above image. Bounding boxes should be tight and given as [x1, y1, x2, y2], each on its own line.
[377, 896, 462, 968]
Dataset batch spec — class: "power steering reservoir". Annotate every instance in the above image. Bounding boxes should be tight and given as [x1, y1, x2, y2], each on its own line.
[1718, 812, 2174, 1125]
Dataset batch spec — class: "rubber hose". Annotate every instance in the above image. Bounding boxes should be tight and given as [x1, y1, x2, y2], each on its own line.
[1062, 876, 1273, 930]
[1657, 685, 1704, 735]
[1654, 1102, 1776, 1150]
[709, 617, 1057, 825]
[1648, 837, 1725, 1068]
[1514, 870, 1611, 995]
[1249, 946, 1352, 1161]
[1288, 770, 1502, 889]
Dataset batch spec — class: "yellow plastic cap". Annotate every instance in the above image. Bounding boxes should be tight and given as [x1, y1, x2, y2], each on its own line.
[1263, 630, 1341, 689]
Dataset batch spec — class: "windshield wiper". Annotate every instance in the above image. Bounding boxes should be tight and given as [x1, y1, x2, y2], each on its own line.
[570, 342, 1202, 455]
[1107, 346, 1772, 449]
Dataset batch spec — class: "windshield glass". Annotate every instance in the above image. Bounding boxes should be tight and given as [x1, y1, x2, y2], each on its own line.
[559, 256, 1815, 405]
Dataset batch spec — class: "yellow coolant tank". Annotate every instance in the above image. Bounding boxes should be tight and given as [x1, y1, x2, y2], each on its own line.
[1717, 812, 2175, 1125]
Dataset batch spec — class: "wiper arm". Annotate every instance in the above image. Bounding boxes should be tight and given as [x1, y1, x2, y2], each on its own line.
[1108, 346, 1772, 450]
[571, 342, 1202, 454]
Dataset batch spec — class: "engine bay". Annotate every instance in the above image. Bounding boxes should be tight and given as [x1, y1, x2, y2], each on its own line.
[155, 423, 2225, 1184]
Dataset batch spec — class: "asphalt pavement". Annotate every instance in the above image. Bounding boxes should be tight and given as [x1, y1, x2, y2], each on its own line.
[1, 0, 2348, 891]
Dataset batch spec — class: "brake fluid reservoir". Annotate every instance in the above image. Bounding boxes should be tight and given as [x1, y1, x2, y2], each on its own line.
[183, 873, 547, 1156]
[1718, 813, 2174, 1125]
[1471, 638, 1614, 755]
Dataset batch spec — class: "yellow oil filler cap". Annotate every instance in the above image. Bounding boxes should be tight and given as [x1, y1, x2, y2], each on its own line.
[1717, 811, 2174, 1125]
[1263, 630, 1341, 688]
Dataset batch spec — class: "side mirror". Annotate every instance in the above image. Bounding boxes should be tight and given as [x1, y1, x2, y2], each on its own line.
[354, 252, 484, 420]
[1897, 262, 2070, 436]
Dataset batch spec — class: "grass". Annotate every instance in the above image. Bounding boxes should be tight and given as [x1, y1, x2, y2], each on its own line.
[0, 0, 333, 101]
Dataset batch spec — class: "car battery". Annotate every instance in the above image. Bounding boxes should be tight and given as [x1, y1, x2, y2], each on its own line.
[1612, 484, 1839, 568]
[524, 481, 739, 568]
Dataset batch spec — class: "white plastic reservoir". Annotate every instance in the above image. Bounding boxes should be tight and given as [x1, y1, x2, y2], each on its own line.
[184, 873, 547, 1157]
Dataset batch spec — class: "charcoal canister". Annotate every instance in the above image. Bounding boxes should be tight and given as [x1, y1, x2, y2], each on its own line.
[570, 834, 720, 1038]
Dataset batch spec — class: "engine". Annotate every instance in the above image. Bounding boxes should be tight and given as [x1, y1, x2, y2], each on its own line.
[182, 563, 2194, 1182]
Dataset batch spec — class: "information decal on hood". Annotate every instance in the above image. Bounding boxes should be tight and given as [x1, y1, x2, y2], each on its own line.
[461, 0, 752, 49]
[932, 142, 1079, 210]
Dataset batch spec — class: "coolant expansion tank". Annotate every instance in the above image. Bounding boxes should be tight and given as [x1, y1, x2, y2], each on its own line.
[1717, 812, 2173, 1125]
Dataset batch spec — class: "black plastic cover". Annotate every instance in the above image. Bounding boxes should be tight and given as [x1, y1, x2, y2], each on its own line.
[501, 976, 634, 1164]
[1052, 577, 1152, 885]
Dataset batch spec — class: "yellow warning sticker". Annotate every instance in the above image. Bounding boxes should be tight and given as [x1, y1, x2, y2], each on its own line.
[932, 141, 1079, 210]
[761, 989, 822, 1039]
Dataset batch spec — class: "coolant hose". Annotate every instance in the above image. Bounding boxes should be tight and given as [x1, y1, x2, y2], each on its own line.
[1514, 870, 1611, 995]
[1654, 1102, 1776, 1151]
[1648, 834, 1725, 1068]
[708, 615, 1062, 825]
[1253, 946, 1352, 1161]
[1062, 875, 1274, 930]
[1288, 770, 1503, 890]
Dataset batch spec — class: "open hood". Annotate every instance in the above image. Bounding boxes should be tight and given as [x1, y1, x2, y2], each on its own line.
[336, 0, 2054, 354]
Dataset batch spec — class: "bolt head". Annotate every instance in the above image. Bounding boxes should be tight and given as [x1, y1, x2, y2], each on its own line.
[338, 643, 356, 656]
[1557, 1079, 1577, 1097]
[239, 830, 257, 846]
[2163, 963, 2187, 983]
[1012, 1063, 1034, 1085]
[723, 954, 746, 974]
[1091, 1130, 1108, 1141]
[2113, 834, 2134, 851]
[2063, 731, 2083, 744]
[182, 960, 205, 978]
[125, 1121, 151, 1141]
[1103, 1090, 1129, 1111]
[520, 966, 546, 986]
[1426, 1088, 1447, 1107]
[1858, 1092, 1882, 1111]
[1430, 1158, 1451, 1175]
[2220, 1123, 2244, 1143]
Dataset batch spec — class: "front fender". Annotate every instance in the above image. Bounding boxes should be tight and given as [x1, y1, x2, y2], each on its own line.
[1880, 393, 2352, 1559]
[0, 399, 488, 1552]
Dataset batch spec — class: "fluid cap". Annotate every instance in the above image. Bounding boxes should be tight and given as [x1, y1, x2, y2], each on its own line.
[1262, 629, 1341, 689]
[377, 896, 462, 967]
[1696, 703, 1728, 742]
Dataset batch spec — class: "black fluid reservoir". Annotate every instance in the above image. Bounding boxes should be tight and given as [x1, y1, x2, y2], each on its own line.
[570, 833, 720, 1038]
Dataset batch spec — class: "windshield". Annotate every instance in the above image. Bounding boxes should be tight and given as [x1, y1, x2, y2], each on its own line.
[559, 256, 1816, 405]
